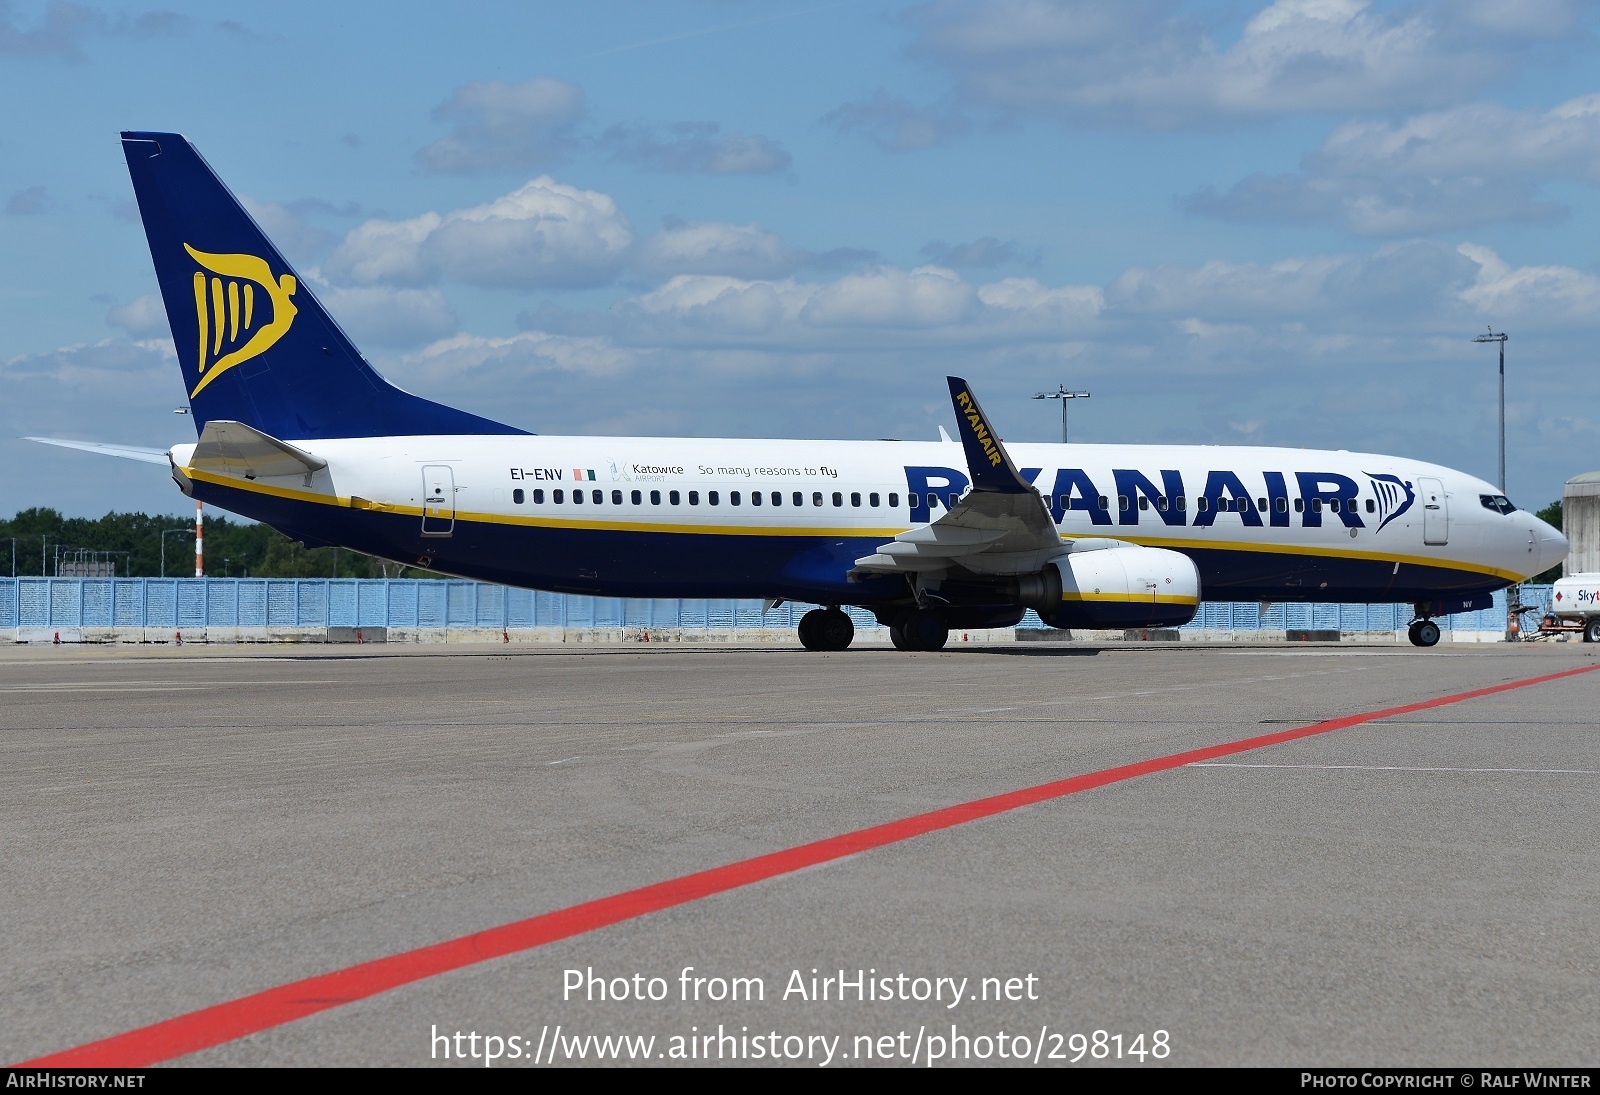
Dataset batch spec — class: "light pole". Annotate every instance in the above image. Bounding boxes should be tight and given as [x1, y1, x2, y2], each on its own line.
[160, 528, 190, 579]
[1473, 327, 1508, 492]
[1033, 385, 1090, 443]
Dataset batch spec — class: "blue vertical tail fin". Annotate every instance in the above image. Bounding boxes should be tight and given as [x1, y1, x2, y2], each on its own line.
[121, 131, 526, 439]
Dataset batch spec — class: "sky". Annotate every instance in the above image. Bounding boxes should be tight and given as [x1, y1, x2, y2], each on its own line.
[3, 0, 1599, 521]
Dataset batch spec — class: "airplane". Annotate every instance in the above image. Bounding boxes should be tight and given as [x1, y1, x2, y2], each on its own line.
[27, 132, 1569, 651]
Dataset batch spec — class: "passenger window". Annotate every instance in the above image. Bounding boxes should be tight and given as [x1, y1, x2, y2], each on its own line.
[1138, 497, 1149, 511]
[1157, 497, 1168, 512]
[513, 488, 525, 504]
[1058, 495, 1070, 510]
[730, 491, 740, 506]
[751, 491, 762, 507]
[554, 489, 565, 503]
[794, 492, 805, 507]
[532, 489, 545, 504]
[1175, 496, 1185, 511]
[1329, 498, 1340, 513]
[709, 491, 719, 505]
[869, 492, 879, 507]
[832, 492, 843, 507]
[850, 492, 861, 507]
[1197, 497, 1209, 512]
[592, 489, 602, 504]
[1294, 498, 1304, 512]
[631, 489, 641, 505]
[771, 491, 781, 506]
[670, 490, 681, 505]
[573, 490, 584, 504]
[612, 489, 622, 505]
[889, 493, 899, 507]
[1257, 497, 1267, 511]
[929, 495, 941, 511]
[1119, 495, 1129, 511]
[813, 492, 824, 507]
[1098, 496, 1109, 510]
[908, 493, 919, 508]
[688, 491, 699, 505]
[650, 490, 661, 505]
[1366, 499, 1375, 513]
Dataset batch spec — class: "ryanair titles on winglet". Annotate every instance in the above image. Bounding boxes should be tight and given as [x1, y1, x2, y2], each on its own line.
[904, 465, 1417, 530]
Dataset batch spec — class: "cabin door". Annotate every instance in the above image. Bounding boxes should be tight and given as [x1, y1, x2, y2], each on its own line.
[421, 465, 456, 537]
[1418, 476, 1447, 545]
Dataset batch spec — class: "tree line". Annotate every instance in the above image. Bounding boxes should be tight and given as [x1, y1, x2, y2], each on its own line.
[0, 508, 438, 579]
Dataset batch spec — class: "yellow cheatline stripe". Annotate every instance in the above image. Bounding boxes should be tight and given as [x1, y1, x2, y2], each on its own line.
[1061, 592, 1199, 605]
[184, 468, 1516, 579]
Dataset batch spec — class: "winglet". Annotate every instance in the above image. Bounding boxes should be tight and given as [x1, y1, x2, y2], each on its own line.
[946, 376, 1031, 494]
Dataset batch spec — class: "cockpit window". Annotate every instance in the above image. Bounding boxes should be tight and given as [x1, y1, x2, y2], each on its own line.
[1479, 494, 1517, 515]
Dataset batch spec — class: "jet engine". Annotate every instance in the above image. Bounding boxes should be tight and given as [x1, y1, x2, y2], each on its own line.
[1013, 544, 1200, 630]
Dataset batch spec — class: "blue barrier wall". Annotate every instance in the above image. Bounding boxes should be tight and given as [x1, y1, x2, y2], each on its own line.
[0, 578, 1546, 633]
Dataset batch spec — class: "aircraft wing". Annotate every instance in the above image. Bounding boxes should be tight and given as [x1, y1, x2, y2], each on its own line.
[854, 376, 1073, 578]
[25, 437, 171, 464]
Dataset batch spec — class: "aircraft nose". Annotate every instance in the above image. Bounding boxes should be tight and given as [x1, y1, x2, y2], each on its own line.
[1536, 517, 1568, 575]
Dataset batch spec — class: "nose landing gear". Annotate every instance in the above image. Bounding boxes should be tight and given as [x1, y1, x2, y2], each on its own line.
[1407, 618, 1441, 647]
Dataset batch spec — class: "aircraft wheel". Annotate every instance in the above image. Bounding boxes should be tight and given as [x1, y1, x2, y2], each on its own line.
[906, 608, 949, 652]
[1586, 618, 1600, 644]
[888, 618, 911, 651]
[1411, 619, 1441, 648]
[818, 608, 855, 651]
[798, 609, 825, 651]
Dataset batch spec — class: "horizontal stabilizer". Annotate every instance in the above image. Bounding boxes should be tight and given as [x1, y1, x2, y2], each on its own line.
[189, 419, 327, 480]
[25, 437, 170, 464]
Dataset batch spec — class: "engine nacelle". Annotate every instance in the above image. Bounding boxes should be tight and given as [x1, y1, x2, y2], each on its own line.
[1018, 545, 1200, 630]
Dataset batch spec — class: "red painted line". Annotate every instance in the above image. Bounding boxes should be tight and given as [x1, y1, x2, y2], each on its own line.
[19, 660, 1599, 1067]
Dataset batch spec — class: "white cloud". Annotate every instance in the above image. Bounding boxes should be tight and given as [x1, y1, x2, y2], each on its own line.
[417, 78, 585, 173]
[1456, 243, 1600, 324]
[1185, 94, 1600, 234]
[901, 0, 1509, 129]
[633, 220, 801, 279]
[325, 178, 632, 290]
[105, 294, 169, 338]
[801, 265, 976, 328]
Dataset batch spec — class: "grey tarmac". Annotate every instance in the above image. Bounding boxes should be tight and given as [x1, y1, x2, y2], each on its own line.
[1, 641, 1596, 1067]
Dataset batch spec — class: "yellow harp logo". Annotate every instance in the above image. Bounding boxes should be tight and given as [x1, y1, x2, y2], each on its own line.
[185, 243, 298, 397]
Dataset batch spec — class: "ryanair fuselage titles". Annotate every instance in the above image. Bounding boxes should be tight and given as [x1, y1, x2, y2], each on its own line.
[28, 132, 1569, 653]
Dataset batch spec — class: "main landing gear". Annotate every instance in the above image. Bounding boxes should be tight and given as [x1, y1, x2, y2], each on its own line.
[1407, 618, 1441, 648]
[798, 607, 855, 652]
[888, 608, 949, 652]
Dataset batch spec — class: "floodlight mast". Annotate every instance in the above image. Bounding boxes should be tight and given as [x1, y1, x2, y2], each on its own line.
[1473, 328, 1508, 492]
[1032, 385, 1091, 443]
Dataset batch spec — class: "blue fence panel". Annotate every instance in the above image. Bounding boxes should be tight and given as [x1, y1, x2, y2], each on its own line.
[296, 582, 326, 627]
[328, 581, 358, 627]
[237, 580, 266, 626]
[506, 587, 535, 628]
[387, 581, 418, 627]
[177, 581, 207, 628]
[475, 584, 504, 627]
[358, 582, 387, 627]
[0, 580, 17, 627]
[83, 580, 113, 626]
[266, 581, 296, 625]
[50, 580, 82, 627]
[446, 583, 474, 626]
[146, 580, 176, 627]
[418, 582, 447, 627]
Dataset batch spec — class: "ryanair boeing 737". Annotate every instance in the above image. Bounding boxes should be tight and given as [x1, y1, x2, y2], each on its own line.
[29, 133, 1569, 650]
